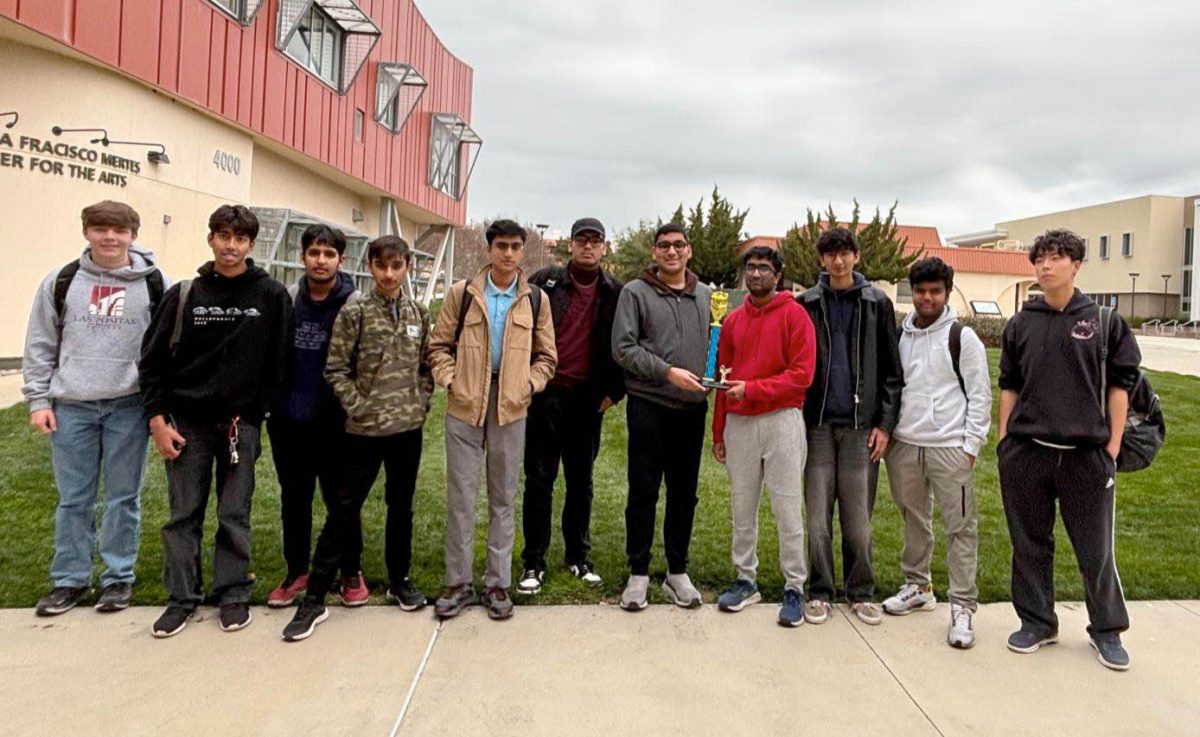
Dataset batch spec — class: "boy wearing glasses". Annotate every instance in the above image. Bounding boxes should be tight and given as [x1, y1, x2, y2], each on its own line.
[517, 218, 626, 595]
[612, 223, 712, 611]
[712, 246, 816, 626]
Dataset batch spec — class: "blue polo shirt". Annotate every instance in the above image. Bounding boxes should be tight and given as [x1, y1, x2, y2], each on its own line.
[484, 272, 518, 373]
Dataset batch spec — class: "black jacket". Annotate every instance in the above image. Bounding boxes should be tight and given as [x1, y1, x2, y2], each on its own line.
[528, 264, 626, 405]
[797, 273, 904, 432]
[999, 289, 1140, 447]
[139, 259, 292, 424]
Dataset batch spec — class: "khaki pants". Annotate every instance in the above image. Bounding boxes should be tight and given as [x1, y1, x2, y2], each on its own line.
[884, 439, 979, 610]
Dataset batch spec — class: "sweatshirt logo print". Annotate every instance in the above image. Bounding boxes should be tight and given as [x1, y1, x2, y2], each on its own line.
[1071, 319, 1098, 341]
[192, 303, 262, 326]
[89, 286, 126, 317]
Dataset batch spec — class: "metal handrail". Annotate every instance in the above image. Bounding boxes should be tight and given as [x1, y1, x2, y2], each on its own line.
[1159, 319, 1179, 336]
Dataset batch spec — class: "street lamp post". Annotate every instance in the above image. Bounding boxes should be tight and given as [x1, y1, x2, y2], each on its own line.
[1128, 272, 1140, 320]
[1162, 274, 1172, 319]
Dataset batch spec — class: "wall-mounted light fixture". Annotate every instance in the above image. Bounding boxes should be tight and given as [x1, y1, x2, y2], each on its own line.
[52, 125, 108, 141]
[352, 208, 365, 223]
[103, 139, 171, 165]
[1, 111, 17, 129]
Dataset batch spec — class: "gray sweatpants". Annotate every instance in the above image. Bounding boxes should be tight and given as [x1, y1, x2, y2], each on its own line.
[724, 408, 808, 592]
[444, 380, 526, 590]
[884, 439, 979, 610]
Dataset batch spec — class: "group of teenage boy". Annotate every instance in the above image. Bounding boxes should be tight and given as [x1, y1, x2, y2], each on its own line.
[23, 199, 1138, 671]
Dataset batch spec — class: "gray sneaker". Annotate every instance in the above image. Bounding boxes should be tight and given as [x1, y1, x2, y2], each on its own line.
[1007, 628, 1058, 654]
[663, 573, 702, 609]
[434, 584, 478, 619]
[883, 583, 937, 616]
[717, 578, 761, 612]
[1089, 634, 1131, 671]
[36, 586, 90, 616]
[620, 575, 650, 611]
[95, 583, 132, 612]
[851, 601, 883, 626]
[484, 587, 514, 620]
[804, 598, 833, 624]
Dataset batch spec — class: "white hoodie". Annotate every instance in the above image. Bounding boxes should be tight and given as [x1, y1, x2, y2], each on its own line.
[893, 306, 991, 457]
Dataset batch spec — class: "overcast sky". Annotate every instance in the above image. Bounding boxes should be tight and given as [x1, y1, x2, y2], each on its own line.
[420, 1, 1200, 241]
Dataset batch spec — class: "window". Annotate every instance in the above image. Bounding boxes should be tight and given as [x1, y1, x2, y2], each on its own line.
[1183, 270, 1192, 313]
[376, 63, 427, 133]
[249, 207, 374, 293]
[277, 0, 380, 93]
[1082, 237, 1089, 261]
[1099, 234, 1110, 259]
[1186, 228, 1193, 267]
[896, 280, 912, 303]
[1122, 232, 1133, 257]
[354, 109, 364, 141]
[429, 114, 483, 200]
[210, 0, 266, 24]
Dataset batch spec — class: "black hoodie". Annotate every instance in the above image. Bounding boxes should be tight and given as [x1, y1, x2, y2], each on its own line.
[277, 271, 357, 423]
[140, 259, 292, 424]
[999, 289, 1140, 447]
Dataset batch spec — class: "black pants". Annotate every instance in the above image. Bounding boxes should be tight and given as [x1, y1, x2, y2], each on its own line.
[998, 436, 1128, 637]
[161, 415, 261, 610]
[521, 384, 605, 569]
[267, 415, 344, 580]
[625, 395, 708, 575]
[306, 428, 423, 600]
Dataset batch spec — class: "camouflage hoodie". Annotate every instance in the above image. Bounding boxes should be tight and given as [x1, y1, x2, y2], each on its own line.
[324, 287, 434, 436]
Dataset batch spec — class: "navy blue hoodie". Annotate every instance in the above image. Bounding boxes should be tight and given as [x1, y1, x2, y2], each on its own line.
[278, 271, 357, 423]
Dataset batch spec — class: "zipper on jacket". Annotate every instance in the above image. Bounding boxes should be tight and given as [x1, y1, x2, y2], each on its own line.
[818, 299, 832, 426]
[853, 302, 863, 430]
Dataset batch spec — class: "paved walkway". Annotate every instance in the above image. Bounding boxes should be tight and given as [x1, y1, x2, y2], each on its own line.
[1135, 334, 1200, 377]
[3, 601, 1198, 737]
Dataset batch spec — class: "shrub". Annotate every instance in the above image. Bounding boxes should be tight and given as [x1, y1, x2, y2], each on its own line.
[895, 312, 1008, 348]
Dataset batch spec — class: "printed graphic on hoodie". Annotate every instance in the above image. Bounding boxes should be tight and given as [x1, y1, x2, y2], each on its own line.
[1071, 319, 1097, 341]
[89, 285, 126, 317]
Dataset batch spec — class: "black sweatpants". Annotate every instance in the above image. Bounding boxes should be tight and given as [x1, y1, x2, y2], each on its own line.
[521, 384, 605, 569]
[267, 415, 345, 580]
[625, 395, 708, 576]
[306, 428, 423, 600]
[161, 415, 261, 610]
[998, 435, 1128, 637]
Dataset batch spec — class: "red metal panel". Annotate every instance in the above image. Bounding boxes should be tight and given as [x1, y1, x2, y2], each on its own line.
[176, 0, 211, 104]
[283, 65, 296, 147]
[207, 15, 226, 108]
[157, 0, 181, 89]
[74, 0, 120, 66]
[0, 0, 17, 18]
[15, 0, 73, 43]
[303, 78, 323, 158]
[222, 23, 241, 117]
[251, 9, 273, 133]
[236, 18, 255, 126]
[119, 0, 161, 82]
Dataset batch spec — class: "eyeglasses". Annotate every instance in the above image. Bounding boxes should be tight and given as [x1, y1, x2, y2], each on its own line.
[572, 236, 605, 248]
[654, 241, 690, 252]
[744, 264, 776, 275]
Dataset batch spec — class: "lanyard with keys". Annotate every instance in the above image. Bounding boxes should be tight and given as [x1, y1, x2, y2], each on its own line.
[227, 416, 241, 466]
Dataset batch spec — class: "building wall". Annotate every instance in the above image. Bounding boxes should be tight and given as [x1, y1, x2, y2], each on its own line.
[0, 0, 474, 225]
[884, 272, 1035, 318]
[996, 195, 1186, 318]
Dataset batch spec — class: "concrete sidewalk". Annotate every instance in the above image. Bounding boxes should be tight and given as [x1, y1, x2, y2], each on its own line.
[3, 601, 1198, 737]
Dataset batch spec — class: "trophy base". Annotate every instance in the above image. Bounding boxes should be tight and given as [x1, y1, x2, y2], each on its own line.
[701, 379, 730, 391]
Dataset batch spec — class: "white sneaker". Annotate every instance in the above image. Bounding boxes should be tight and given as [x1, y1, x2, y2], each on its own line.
[883, 583, 937, 616]
[851, 601, 883, 625]
[568, 561, 602, 586]
[663, 573, 702, 609]
[804, 598, 833, 624]
[947, 604, 976, 649]
[516, 569, 544, 595]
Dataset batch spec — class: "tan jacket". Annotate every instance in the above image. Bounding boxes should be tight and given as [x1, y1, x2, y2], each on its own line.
[427, 267, 557, 427]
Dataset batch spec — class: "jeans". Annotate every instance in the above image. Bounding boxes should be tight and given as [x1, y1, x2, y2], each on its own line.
[521, 384, 605, 569]
[625, 395, 708, 576]
[267, 415, 345, 580]
[805, 424, 876, 603]
[49, 394, 149, 588]
[161, 415, 261, 610]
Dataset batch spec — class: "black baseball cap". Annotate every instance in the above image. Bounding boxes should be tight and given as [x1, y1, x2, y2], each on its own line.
[570, 217, 606, 240]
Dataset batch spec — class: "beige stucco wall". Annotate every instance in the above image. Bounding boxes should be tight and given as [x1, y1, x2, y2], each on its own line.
[997, 196, 1185, 298]
[881, 271, 1034, 319]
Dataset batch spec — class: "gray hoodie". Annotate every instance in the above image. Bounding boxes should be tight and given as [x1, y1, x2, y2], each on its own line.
[22, 245, 167, 411]
[611, 266, 711, 409]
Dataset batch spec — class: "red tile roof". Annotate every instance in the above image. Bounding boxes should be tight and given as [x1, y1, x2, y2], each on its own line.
[738, 224, 942, 254]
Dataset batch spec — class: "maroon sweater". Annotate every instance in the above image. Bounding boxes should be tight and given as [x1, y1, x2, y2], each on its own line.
[550, 265, 600, 386]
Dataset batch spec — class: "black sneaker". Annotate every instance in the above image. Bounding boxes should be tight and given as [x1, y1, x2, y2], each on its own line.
[282, 600, 329, 642]
[219, 602, 252, 632]
[1006, 628, 1058, 654]
[516, 568, 545, 595]
[567, 561, 602, 586]
[151, 606, 192, 638]
[35, 586, 90, 616]
[1090, 634, 1131, 671]
[386, 578, 427, 611]
[94, 583, 133, 612]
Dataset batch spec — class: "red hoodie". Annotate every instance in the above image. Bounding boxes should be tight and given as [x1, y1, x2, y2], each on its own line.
[712, 291, 817, 444]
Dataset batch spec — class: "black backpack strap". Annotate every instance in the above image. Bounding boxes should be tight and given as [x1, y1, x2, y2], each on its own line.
[53, 260, 82, 326]
[948, 321, 965, 395]
[453, 281, 473, 344]
[145, 268, 165, 316]
[529, 284, 542, 324]
[1098, 306, 1111, 416]
[169, 280, 192, 356]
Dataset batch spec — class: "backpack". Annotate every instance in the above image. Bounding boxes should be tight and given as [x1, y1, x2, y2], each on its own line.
[452, 280, 542, 344]
[948, 321, 966, 395]
[1098, 306, 1165, 472]
[53, 259, 165, 364]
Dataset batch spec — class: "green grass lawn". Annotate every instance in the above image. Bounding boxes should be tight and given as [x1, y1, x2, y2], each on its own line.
[1, 349, 1197, 607]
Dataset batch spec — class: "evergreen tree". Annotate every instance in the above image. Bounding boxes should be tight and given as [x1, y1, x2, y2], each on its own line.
[681, 186, 748, 288]
[780, 200, 921, 288]
[609, 220, 657, 283]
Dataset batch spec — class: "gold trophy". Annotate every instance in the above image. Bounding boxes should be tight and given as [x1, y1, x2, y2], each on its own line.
[702, 290, 731, 390]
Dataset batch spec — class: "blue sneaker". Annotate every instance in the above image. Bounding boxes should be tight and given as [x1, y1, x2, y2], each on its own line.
[778, 588, 805, 627]
[717, 578, 761, 612]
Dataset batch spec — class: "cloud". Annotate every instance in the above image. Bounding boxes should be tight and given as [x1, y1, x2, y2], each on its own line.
[417, 0, 1200, 238]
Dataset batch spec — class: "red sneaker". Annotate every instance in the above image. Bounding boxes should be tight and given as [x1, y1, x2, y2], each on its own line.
[339, 573, 369, 607]
[266, 574, 308, 608]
